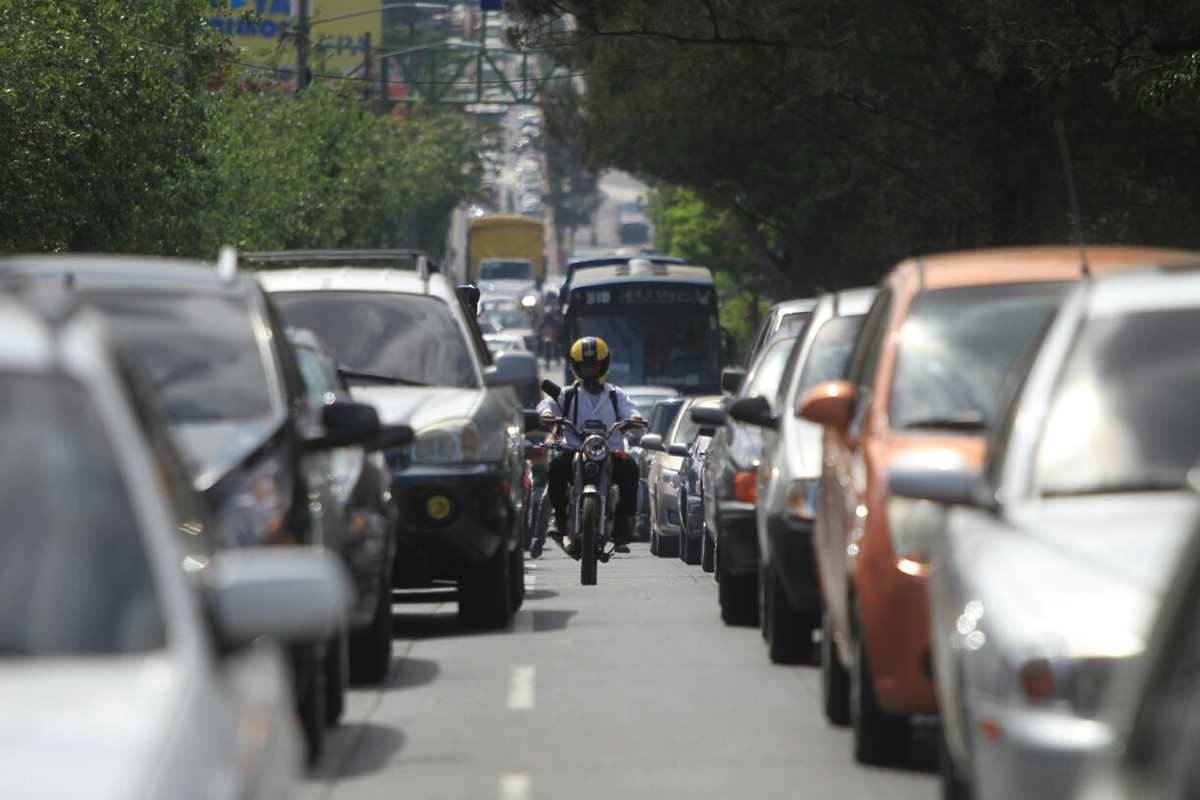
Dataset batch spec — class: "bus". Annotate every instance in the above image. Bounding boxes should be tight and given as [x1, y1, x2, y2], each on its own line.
[615, 201, 651, 245]
[466, 215, 545, 284]
[562, 259, 726, 393]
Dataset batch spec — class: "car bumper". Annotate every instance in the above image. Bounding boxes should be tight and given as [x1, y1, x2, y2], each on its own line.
[717, 501, 758, 576]
[765, 513, 820, 613]
[970, 701, 1112, 800]
[390, 464, 516, 583]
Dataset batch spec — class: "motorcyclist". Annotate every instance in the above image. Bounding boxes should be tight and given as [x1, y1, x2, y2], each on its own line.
[538, 336, 643, 555]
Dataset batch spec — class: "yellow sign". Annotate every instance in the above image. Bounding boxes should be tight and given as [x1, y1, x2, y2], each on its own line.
[425, 495, 453, 521]
[208, 1, 382, 76]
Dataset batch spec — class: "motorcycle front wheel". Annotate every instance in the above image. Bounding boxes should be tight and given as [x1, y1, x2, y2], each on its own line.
[580, 494, 599, 585]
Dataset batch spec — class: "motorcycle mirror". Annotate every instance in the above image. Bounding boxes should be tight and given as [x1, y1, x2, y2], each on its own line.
[541, 379, 562, 399]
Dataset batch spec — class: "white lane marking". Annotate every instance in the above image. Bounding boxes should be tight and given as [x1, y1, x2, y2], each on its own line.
[500, 773, 531, 800]
[511, 609, 534, 634]
[524, 573, 538, 589]
[507, 665, 536, 710]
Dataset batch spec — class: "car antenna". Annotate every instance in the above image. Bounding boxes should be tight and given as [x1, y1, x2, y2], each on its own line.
[1054, 116, 1090, 278]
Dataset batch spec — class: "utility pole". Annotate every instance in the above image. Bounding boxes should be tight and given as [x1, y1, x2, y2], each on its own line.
[296, 0, 312, 91]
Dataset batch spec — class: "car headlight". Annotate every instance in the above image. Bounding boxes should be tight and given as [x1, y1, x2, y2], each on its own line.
[582, 434, 609, 462]
[785, 478, 819, 520]
[214, 457, 291, 547]
[412, 419, 483, 464]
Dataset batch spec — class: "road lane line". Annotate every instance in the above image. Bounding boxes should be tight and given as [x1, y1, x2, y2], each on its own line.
[507, 665, 536, 710]
[524, 573, 538, 589]
[499, 773, 531, 800]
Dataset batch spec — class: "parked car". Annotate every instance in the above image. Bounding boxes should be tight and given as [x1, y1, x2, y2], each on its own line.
[0, 291, 350, 798]
[888, 262, 1200, 799]
[287, 328, 406, 684]
[255, 258, 539, 630]
[635, 396, 686, 540]
[739, 297, 817, 370]
[696, 331, 802, 625]
[797, 246, 1200, 767]
[676, 430, 714, 566]
[727, 286, 877, 664]
[641, 395, 724, 557]
[0, 252, 388, 764]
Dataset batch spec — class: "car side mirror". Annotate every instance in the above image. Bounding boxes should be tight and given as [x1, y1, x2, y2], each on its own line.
[307, 400, 381, 451]
[690, 405, 727, 427]
[368, 424, 414, 451]
[728, 395, 777, 430]
[639, 434, 664, 452]
[667, 444, 690, 457]
[523, 409, 544, 433]
[887, 449, 988, 563]
[485, 351, 539, 386]
[721, 367, 746, 395]
[697, 426, 716, 437]
[797, 380, 855, 433]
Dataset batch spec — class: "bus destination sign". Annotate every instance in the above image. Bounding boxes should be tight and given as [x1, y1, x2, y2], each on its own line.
[582, 287, 714, 306]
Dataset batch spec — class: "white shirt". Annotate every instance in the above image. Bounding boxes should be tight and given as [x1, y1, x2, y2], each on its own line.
[537, 383, 640, 450]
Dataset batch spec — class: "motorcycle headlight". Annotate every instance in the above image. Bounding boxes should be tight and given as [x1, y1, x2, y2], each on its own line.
[785, 478, 820, 520]
[582, 434, 609, 462]
[412, 419, 483, 464]
[214, 457, 292, 547]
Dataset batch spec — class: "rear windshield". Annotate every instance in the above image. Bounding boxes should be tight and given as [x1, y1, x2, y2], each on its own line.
[744, 336, 798, 398]
[272, 291, 478, 388]
[1036, 308, 1200, 496]
[0, 374, 165, 656]
[889, 283, 1068, 432]
[89, 292, 275, 422]
[480, 261, 534, 281]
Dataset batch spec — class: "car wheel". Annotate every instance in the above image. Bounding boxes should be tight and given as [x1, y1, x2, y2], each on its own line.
[297, 645, 326, 766]
[509, 543, 526, 611]
[700, 526, 715, 574]
[657, 530, 680, 558]
[324, 628, 347, 726]
[349, 569, 394, 685]
[650, 524, 660, 555]
[458, 545, 513, 630]
[717, 543, 758, 626]
[822, 609, 850, 726]
[764, 564, 817, 665]
[850, 599, 912, 765]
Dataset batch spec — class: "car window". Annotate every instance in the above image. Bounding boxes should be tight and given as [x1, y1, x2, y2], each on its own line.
[743, 335, 798, 399]
[1035, 307, 1200, 496]
[294, 347, 337, 407]
[88, 291, 275, 422]
[889, 283, 1067, 432]
[795, 315, 868, 399]
[0, 374, 165, 656]
[669, 401, 710, 445]
[479, 261, 534, 281]
[272, 291, 479, 388]
[650, 401, 683, 437]
[845, 289, 893, 435]
[776, 310, 813, 338]
[484, 309, 530, 330]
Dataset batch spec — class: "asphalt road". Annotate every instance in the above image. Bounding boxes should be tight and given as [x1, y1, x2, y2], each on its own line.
[301, 544, 938, 800]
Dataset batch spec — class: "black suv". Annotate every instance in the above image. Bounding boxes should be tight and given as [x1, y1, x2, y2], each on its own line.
[0, 253, 384, 764]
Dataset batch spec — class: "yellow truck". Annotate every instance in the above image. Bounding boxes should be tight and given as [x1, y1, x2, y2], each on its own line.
[466, 215, 545, 285]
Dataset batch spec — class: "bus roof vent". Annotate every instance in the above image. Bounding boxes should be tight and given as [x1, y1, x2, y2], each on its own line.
[623, 258, 668, 277]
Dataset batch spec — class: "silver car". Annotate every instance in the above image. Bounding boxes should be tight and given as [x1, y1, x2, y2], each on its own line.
[889, 266, 1200, 800]
[0, 293, 349, 799]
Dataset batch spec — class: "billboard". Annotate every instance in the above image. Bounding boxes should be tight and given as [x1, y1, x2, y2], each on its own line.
[208, 1, 382, 76]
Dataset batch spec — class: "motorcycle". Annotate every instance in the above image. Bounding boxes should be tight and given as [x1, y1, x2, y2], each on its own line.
[535, 380, 643, 585]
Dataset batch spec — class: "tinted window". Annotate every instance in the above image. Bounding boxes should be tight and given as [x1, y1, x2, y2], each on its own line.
[0, 374, 165, 656]
[480, 261, 534, 281]
[1035, 308, 1200, 495]
[889, 283, 1066, 431]
[89, 293, 274, 422]
[796, 315, 867, 397]
[744, 336, 798, 398]
[273, 292, 478, 388]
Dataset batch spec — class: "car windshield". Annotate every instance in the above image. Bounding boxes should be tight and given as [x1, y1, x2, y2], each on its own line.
[485, 309, 529, 330]
[670, 401, 718, 445]
[88, 292, 274, 423]
[649, 401, 683, 436]
[744, 335, 798, 398]
[776, 310, 813, 338]
[1036, 308, 1200, 496]
[795, 315, 867, 398]
[0, 374, 165, 657]
[480, 261, 534, 281]
[889, 283, 1068, 431]
[272, 291, 478, 388]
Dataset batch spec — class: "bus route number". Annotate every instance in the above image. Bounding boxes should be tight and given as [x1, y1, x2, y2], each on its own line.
[584, 291, 612, 305]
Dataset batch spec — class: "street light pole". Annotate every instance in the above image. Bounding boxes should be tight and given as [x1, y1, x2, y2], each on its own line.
[296, 0, 311, 91]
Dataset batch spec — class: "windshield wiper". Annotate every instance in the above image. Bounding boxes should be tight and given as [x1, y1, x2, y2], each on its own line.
[902, 412, 986, 432]
[338, 367, 428, 387]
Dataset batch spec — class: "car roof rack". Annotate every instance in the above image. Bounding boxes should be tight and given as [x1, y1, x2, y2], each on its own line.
[216, 245, 239, 283]
[238, 249, 438, 280]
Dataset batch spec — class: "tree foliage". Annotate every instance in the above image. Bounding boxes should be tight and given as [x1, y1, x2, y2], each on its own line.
[507, 0, 1200, 293]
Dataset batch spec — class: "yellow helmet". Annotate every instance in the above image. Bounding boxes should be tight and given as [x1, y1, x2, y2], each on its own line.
[569, 336, 610, 389]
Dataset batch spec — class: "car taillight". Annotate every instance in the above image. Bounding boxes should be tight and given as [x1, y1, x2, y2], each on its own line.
[734, 470, 757, 503]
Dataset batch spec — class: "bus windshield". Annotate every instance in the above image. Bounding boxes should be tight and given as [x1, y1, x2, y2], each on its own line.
[570, 308, 720, 392]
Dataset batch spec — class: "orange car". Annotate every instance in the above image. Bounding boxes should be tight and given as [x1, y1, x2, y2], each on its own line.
[797, 246, 1200, 767]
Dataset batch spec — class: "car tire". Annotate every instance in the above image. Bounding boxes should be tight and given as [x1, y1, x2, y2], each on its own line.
[324, 629, 347, 726]
[851, 600, 912, 765]
[822, 609, 850, 726]
[657, 531, 680, 558]
[349, 570, 394, 685]
[763, 564, 817, 665]
[700, 526, 715, 574]
[509, 543, 526, 610]
[298, 646, 326, 766]
[458, 545, 513, 630]
[717, 544, 758, 626]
